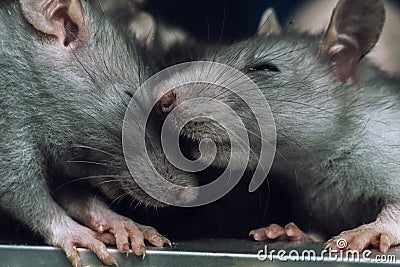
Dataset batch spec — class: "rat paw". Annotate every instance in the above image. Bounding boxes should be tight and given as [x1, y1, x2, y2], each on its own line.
[87, 213, 171, 256]
[81, 204, 171, 257]
[325, 224, 399, 253]
[49, 223, 118, 267]
[60, 195, 171, 257]
[249, 222, 314, 242]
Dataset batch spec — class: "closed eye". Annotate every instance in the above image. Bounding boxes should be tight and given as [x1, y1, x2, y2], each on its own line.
[248, 63, 280, 72]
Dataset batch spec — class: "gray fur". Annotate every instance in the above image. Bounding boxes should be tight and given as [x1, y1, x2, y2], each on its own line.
[0, 0, 196, 252]
[155, 32, 400, 237]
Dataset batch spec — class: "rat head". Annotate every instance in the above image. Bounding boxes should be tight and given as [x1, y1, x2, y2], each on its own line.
[151, 0, 386, 186]
[18, 0, 198, 207]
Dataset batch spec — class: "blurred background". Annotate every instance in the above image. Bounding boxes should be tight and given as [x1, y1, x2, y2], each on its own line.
[141, 0, 301, 42]
[98, 0, 400, 75]
[137, 0, 399, 42]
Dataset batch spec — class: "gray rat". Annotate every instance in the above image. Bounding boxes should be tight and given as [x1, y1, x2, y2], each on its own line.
[0, 0, 198, 266]
[152, 0, 400, 253]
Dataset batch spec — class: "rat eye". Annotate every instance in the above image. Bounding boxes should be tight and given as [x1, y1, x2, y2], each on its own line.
[248, 63, 280, 73]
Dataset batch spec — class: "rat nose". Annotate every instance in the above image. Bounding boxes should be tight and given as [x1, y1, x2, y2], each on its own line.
[158, 90, 177, 114]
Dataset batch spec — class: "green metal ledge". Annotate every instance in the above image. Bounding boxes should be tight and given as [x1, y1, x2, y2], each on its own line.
[1, 239, 400, 267]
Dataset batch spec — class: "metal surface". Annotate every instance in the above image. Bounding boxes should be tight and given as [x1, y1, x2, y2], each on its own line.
[1, 239, 400, 267]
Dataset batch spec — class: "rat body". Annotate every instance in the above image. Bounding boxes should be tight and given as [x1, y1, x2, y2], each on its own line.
[153, 0, 400, 252]
[0, 0, 197, 266]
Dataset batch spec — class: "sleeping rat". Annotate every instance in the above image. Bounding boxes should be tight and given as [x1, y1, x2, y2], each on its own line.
[152, 0, 400, 253]
[0, 0, 198, 266]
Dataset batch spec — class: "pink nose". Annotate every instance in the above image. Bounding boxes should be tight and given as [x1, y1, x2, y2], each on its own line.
[158, 90, 177, 114]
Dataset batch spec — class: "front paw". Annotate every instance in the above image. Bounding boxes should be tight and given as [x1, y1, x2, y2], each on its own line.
[48, 221, 118, 267]
[325, 223, 400, 253]
[249, 222, 315, 242]
[87, 213, 171, 257]
[61, 195, 171, 257]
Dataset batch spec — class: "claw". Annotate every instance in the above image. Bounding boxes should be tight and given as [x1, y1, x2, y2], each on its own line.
[141, 245, 146, 259]
[66, 246, 81, 267]
[164, 237, 172, 248]
[112, 258, 119, 267]
[323, 242, 331, 250]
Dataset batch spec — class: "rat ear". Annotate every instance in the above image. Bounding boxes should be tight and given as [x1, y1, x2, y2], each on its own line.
[257, 8, 282, 36]
[322, 0, 385, 85]
[20, 0, 88, 49]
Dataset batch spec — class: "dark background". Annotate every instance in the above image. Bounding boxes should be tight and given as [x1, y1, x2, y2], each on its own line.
[145, 0, 304, 42]
[146, 0, 400, 43]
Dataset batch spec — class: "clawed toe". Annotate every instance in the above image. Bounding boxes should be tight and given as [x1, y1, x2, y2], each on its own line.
[87, 214, 171, 257]
[137, 224, 171, 247]
[52, 225, 118, 267]
[325, 225, 398, 253]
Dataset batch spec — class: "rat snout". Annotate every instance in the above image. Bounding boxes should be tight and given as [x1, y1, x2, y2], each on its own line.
[157, 90, 177, 114]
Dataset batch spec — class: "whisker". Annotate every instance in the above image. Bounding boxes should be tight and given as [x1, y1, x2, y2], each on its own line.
[65, 160, 121, 168]
[72, 144, 119, 158]
[54, 175, 127, 192]
[110, 192, 129, 206]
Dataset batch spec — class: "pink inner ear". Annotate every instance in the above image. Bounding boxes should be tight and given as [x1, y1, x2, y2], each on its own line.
[323, 34, 362, 85]
[51, 15, 68, 46]
[20, 0, 87, 50]
[320, 0, 385, 85]
[47, 1, 82, 48]
[328, 46, 359, 85]
[46, 0, 68, 19]
[42, 0, 69, 39]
